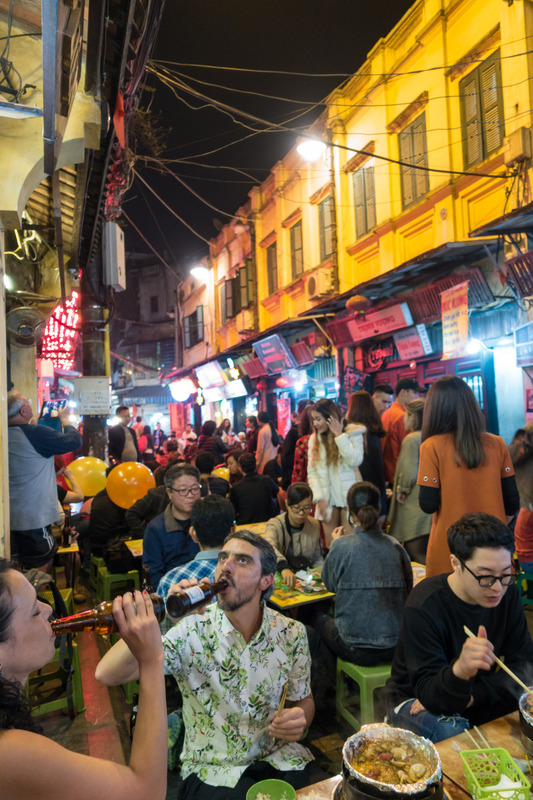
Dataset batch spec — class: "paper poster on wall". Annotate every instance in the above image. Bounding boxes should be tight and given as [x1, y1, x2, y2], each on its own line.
[441, 281, 469, 360]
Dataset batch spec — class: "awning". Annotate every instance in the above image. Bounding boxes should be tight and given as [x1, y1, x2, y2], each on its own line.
[304, 239, 500, 315]
[115, 384, 174, 405]
[470, 200, 533, 237]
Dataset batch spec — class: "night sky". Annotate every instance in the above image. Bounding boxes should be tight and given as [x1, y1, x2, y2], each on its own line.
[125, 0, 415, 273]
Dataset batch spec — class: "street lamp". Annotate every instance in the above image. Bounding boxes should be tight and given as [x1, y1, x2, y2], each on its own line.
[190, 265, 209, 281]
[297, 138, 327, 162]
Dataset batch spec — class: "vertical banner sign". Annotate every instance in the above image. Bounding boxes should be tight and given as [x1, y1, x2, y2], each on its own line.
[277, 397, 292, 438]
[169, 403, 186, 435]
[441, 281, 469, 360]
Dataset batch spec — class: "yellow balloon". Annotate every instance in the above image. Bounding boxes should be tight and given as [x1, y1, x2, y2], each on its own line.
[69, 457, 107, 497]
[212, 466, 230, 481]
[106, 461, 156, 509]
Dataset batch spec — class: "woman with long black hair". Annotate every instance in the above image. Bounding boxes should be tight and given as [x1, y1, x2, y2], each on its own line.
[0, 560, 167, 800]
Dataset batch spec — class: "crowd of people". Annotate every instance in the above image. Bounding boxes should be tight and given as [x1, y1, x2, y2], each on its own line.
[4, 376, 533, 800]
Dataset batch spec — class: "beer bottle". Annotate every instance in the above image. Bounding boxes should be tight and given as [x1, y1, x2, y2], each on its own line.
[50, 593, 165, 634]
[166, 579, 228, 619]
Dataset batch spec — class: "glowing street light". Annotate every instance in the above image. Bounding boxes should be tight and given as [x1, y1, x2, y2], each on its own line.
[190, 265, 209, 281]
[297, 138, 327, 162]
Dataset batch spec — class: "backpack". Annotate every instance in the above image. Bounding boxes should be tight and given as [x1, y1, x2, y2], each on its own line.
[103, 536, 136, 574]
[23, 569, 76, 718]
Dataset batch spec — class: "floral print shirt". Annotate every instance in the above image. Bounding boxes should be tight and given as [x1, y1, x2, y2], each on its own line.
[162, 603, 313, 787]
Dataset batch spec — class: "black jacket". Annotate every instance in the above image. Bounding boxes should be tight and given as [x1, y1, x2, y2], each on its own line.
[229, 472, 279, 524]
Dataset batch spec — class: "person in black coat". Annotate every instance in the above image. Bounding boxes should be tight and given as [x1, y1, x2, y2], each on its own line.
[229, 453, 279, 524]
[197, 420, 228, 465]
[280, 400, 312, 490]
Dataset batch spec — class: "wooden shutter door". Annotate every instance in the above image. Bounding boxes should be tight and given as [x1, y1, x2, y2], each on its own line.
[364, 166, 376, 231]
[399, 128, 414, 208]
[413, 114, 429, 200]
[353, 169, 366, 237]
[481, 55, 503, 156]
[460, 71, 482, 168]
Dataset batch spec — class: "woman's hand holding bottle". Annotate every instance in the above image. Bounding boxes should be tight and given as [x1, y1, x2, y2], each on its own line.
[112, 590, 163, 669]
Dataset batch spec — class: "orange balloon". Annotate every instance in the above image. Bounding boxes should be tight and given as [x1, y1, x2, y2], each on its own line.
[106, 461, 156, 509]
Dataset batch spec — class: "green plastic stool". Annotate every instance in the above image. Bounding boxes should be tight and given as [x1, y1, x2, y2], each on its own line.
[336, 659, 392, 731]
[26, 642, 85, 717]
[90, 555, 105, 592]
[97, 566, 140, 602]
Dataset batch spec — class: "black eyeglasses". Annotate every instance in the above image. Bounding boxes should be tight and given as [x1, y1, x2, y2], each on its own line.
[458, 558, 518, 588]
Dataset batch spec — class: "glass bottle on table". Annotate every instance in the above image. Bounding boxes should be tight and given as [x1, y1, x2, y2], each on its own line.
[50, 594, 166, 634]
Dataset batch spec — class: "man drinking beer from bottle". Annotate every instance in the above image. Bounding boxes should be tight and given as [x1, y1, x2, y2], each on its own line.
[96, 530, 316, 798]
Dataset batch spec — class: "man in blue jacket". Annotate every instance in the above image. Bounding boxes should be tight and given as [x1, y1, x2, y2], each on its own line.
[7, 390, 82, 569]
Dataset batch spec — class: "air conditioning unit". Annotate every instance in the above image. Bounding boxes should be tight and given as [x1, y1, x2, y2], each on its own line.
[103, 221, 126, 291]
[503, 127, 532, 167]
[307, 268, 332, 300]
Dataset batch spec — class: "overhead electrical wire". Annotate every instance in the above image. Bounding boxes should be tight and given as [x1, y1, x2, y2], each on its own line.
[120, 208, 183, 276]
[150, 33, 533, 82]
[149, 68, 508, 181]
[131, 169, 213, 244]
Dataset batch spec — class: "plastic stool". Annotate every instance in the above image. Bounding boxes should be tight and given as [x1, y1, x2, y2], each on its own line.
[26, 642, 85, 717]
[97, 566, 140, 602]
[336, 659, 392, 731]
[90, 555, 105, 592]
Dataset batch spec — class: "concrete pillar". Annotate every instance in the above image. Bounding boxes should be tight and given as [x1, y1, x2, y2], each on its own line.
[81, 266, 110, 462]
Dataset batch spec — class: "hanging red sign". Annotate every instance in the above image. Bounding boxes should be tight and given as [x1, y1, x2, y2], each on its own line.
[41, 290, 80, 371]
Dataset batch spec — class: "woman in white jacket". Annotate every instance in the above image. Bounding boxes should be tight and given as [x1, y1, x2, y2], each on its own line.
[308, 398, 365, 547]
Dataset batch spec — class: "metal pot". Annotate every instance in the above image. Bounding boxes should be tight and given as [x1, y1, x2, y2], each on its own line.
[341, 724, 442, 799]
[518, 688, 533, 755]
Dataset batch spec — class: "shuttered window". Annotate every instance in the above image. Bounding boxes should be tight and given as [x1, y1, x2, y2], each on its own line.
[184, 305, 204, 348]
[318, 196, 334, 261]
[239, 259, 254, 308]
[290, 220, 304, 278]
[353, 165, 376, 238]
[219, 283, 227, 325]
[225, 277, 233, 319]
[267, 242, 278, 294]
[399, 113, 429, 209]
[460, 51, 503, 169]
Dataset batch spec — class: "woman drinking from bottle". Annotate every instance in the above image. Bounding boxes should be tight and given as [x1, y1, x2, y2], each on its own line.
[0, 559, 167, 800]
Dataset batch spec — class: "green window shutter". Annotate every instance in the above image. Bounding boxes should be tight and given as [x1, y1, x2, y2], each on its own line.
[225, 277, 233, 319]
[290, 221, 303, 278]
[480, 54, 503, 156]
[460, 70, 482, 168]
[353, 169, 366, 237]
[220, 283, 226, 325]
[245, 258, 254, 306]
[364, 166, 376, 231]
[399, 128, 414, 208]
[267, 243, 277, 294]
[232, 274, 242, 315]
[184, 315, 191, 349]
[412, 114, 429, 200]
[239, 265, 248, 307]
[197, 305, 204, 343]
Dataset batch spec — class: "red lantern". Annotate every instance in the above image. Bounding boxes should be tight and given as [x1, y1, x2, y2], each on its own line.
[256, 380, 267, 392]
[276, 376, 290, 388]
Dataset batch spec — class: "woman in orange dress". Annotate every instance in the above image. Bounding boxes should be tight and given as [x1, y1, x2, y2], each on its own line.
[417, 376, 519, 577]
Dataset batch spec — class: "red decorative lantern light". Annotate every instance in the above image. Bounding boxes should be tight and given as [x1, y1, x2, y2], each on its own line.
[256, 379, 267, 392]
[41, 291, 80, 371]
[276, 376, 290, 388]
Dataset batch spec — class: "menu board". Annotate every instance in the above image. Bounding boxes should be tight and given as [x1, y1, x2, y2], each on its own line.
[253, 334, 298, 374]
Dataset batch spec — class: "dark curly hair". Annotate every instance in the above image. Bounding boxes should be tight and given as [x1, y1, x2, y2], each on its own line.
[0, 558, 43, 734]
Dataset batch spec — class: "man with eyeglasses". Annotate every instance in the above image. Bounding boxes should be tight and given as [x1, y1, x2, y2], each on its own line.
[142, 463, 201, 587]
[387, 512, 533, 742]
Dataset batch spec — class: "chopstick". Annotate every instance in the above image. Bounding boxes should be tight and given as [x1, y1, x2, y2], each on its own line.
[463, 625, 533, 698]
[464, 726, 491, 750]
[276, 682, 289, 717]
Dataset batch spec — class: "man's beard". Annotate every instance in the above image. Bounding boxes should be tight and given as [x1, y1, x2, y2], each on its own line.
[217, 577, 261, 612]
